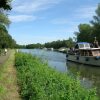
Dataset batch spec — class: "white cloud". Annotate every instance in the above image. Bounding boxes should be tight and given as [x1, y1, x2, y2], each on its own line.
[74, 6, 96, 19]
[51, 17, 81, 25]
[9, 15, 37, 22]
[12, 0, 62, 13]
[50, 5, 97, 25]
[54, 27, 78, 33]
[51, 18, 69, 24]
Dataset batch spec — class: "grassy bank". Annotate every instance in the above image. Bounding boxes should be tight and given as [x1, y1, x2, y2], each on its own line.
[15, 52, 98, 100]
[0, 50, 21, 100]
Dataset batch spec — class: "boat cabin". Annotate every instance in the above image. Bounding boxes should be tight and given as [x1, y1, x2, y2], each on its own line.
[75, 42, 90, 49]
[74, 42, 100, 56]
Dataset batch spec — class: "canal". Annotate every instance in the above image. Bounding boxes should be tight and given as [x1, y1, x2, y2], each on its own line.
[20, 49, 100, 97]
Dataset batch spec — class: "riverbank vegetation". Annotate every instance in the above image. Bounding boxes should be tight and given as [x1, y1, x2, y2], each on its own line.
[15, 52, 98, 100]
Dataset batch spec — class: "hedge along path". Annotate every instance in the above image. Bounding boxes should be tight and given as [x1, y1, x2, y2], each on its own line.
[0, 50, 21, 100]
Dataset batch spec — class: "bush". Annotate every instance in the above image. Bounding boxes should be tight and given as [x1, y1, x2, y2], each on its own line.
[15, 52, 98, 100]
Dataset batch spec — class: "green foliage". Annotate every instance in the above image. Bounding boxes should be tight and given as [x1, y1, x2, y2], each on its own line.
[75, 24, 93, 43]
[0, 0, 12, 10]
[0, 13, 10, 27]
[24, 38, 74, 49]
[0, 0, 16, 48]
[0, 24, 16, 48]
[75, 3, 100, 44]
[44, 38, 74, 49]
[26, 43, 43, 49]
[91, 3, 100, 25]
[91, 3, 100, 44]
[15, 52, 98, 100]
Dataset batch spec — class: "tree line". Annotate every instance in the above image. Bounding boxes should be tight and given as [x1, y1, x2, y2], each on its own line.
[0, 0, 16, 48]
[23, 38, 74, 49]
[44, 38, 74, 49]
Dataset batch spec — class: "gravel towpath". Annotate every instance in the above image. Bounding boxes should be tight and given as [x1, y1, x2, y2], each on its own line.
[0, 50, 11, 65]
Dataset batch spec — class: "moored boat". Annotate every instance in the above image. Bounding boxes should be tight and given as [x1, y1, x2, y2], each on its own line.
[66, 38, 100, 66]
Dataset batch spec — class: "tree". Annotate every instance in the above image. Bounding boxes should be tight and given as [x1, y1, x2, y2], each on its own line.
[91, 3, 100, 25]
[74, 3, 100, 44]
[0, 24, 16, 48]
[44, 38, 74, 49]
[91, 3, 100, 43]
[66, 38, 75, 48]
[75, 24, 92, 42]
[0, 0, 12, 10]
[0, 0, 16, 48]
[0, 0, 11, 27]
[0, 13, 10, 27]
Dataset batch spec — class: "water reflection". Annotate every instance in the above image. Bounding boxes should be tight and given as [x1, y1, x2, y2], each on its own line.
[67, 61, 100, 97]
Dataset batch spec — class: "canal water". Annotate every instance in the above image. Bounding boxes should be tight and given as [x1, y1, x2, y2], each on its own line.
[20, 49, 100, 97]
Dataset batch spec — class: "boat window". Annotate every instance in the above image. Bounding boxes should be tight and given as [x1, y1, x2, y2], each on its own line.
[85, 44, 90, 48]
[79, 44, 84, 48]
[78, 43, 90, 49]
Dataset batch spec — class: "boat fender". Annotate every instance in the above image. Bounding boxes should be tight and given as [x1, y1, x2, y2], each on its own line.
[85, 57, 89, 61]
[76, 56, 79, 60]
[95, 56, 100, 60]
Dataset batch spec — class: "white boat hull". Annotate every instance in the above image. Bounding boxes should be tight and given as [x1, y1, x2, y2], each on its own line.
[66, 54, 100, 66]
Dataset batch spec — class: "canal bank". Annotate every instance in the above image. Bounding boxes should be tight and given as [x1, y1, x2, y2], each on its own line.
[15, 51, 98, 100]
[20, 49, 100, 98]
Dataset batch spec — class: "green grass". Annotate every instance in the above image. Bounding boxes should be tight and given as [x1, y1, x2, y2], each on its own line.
[15, 52, 98, 100]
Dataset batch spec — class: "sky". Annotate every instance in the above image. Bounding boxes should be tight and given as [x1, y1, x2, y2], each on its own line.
[9, 0, 100, 45]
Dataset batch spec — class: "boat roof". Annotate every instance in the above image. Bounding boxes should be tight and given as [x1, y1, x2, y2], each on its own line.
[79, 48, 100, 50]
[77, 42, 90, 44]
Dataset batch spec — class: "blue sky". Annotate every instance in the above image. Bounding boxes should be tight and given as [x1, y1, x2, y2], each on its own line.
[9, 0, 99, 45]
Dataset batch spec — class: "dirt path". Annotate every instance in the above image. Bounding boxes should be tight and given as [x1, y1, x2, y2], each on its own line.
[0, 50, 21, 100]
[0, 50, 11, 65]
